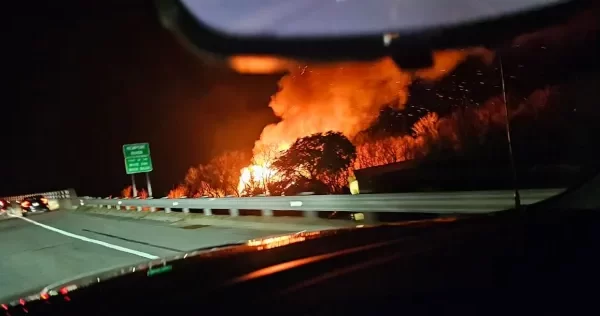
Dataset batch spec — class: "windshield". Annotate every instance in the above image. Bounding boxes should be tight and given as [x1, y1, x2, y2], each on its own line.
[2, 1, 599, 302]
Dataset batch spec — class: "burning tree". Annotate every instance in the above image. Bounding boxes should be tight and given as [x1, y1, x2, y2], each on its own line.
[354, 135, 419, 169]
[184, 150, 249, 197]
[272, 131, 356, 194]
[238, 143, 282, 196]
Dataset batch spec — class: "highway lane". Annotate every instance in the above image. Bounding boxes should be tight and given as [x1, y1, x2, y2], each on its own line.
[0, 211, 292, 300]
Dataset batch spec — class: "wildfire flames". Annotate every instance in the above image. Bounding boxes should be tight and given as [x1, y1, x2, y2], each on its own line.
[237, 49, 493, 194]
[238, 164, 278, 193]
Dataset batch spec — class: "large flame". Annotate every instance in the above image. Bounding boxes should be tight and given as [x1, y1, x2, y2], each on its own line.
[238, 49, 493, 194]
[238, 164, 278, 193]
[238, 143, 290, 194]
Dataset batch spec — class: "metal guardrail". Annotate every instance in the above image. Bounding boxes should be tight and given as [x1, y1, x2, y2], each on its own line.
[75, 188, 564, 217]
[2, 189, 76, 202]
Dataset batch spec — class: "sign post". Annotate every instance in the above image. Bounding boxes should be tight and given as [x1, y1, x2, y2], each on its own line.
[123, 143, 153, 197]
[131, 175, 138, 197]
[145, 172, 153, 197]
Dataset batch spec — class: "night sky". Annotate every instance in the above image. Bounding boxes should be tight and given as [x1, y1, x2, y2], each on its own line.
[5, 0, 280, 197]
[4, 1, 600, 197]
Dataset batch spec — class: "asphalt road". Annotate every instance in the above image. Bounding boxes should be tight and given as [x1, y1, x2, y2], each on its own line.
[0, 211, 291, 300]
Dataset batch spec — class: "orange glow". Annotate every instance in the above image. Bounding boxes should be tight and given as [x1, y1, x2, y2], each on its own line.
[228, 56, 294, 74]
[167, 185, 187, 198]
[21, 201, 30, 208]
[40, 293, 49, 300]
[247, 231, 321, 250]
[433, 217, 457, 223]
[237, 143, 290, 194]
[247, 235, 306, 250]
[238, 164, 278, 194]
[41, 198, 48, 205]
[235, 49, 491, 195]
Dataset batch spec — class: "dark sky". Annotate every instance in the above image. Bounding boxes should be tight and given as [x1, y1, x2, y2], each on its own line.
[5, 0, 280, 197]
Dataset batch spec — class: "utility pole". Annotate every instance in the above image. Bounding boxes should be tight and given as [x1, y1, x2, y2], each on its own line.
[499, 55, 522, 209]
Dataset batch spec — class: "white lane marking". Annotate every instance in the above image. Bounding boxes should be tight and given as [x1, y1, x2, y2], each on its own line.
[9, 215, 159, 259]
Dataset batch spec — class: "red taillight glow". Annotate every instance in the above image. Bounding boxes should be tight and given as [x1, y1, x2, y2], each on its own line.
[19, 299, 25, 306]
[1, 303, 8, 310]
[21, 201, 30, 208]
[59, 287, 69, 295]
[40, 293, 49, 300]
[0, 201, 4, 207]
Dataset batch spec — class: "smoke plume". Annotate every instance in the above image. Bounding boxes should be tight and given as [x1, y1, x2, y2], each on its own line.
[254, 49, 493, 153]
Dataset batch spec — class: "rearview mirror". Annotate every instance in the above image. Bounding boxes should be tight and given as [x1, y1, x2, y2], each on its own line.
[156, 0, 584, 68]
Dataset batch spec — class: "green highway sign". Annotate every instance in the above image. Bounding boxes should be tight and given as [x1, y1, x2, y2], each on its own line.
[123, 143, 153, 174]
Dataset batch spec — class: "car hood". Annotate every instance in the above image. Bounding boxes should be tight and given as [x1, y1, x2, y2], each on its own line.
[1, 216, 458, 305]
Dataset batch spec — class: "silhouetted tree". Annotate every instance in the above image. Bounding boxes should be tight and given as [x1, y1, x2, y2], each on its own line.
[273, 131, 356, 193]
[184, 150, 250, 197]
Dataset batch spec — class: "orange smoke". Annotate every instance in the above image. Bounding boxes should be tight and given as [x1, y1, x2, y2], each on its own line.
[239, 49, 492, 194]
[255, 49, 491, 151]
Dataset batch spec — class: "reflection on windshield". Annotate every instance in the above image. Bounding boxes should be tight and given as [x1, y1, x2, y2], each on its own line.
[248, 231, 322, 250]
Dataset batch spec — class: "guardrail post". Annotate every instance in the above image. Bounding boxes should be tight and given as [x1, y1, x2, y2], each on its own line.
[303, 211, 318, 219]
[362, 212, 379, 224]
[204, 208, 212, 216]
[230, 209, 239, 217]
[162, 197, 171, 213]
[148, 197, 156, 212]
[262, 209, 273, 216]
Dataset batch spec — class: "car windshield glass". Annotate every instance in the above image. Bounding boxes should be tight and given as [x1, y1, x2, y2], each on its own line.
[1, 1, 599, 303]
